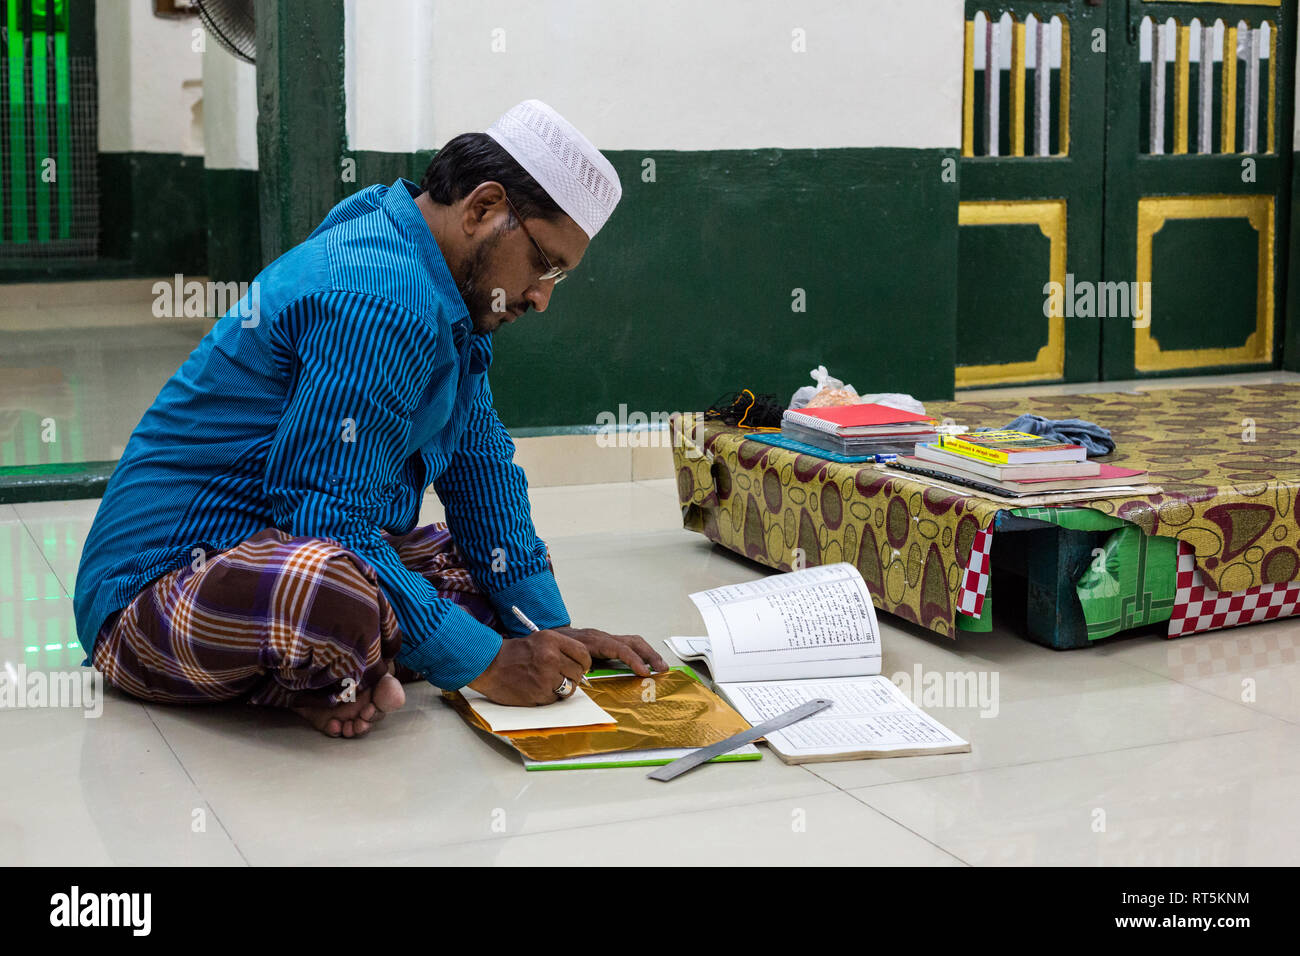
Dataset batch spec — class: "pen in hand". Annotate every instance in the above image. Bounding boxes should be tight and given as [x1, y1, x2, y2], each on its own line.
[510, 605, 593, 689]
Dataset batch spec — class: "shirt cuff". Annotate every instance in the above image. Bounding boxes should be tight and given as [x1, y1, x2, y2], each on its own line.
[486, 568, 571, 637]
[395, 603, 503, 691]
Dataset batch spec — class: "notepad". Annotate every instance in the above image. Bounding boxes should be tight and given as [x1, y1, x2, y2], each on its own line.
[460, 686, 615, 732]
[667, 563, 969, 764]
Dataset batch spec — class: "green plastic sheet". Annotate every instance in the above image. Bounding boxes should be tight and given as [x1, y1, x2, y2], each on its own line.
[1074, 525, 1179, 640]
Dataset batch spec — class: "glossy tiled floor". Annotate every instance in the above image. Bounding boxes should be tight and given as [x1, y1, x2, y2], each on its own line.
[3, 477, 1299, 866]
[0, 280, 219, 467]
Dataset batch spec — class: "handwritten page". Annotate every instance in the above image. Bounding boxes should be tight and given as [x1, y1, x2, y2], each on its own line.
[461, 686, 615, 732]
[688, 563, 881, 682]
[719, 676, 969, 760]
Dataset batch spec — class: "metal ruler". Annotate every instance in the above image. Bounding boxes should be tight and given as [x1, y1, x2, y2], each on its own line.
[647, 698, 834, 781]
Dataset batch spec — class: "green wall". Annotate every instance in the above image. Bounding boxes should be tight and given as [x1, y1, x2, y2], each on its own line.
[7, 151, 260, 288]
[99, 151, 206, 276]
[335, 147, 960, 428]
[95, 157, 261, 284]
[205, 166, 262, 283]
[1287, 152, 1300, 372]
[499, 147, 959, 426]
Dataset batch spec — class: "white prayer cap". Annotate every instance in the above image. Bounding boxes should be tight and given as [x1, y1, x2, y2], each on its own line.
[485, 99, 622, 238]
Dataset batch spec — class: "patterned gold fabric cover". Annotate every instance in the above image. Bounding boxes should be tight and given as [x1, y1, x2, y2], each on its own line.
[672, 384, 1300, 637]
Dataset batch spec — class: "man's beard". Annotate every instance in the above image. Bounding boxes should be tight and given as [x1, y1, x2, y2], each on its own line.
[457, 227, 506, 335]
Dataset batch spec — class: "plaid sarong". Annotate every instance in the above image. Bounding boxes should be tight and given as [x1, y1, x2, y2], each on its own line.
[91, 522, 506, 708]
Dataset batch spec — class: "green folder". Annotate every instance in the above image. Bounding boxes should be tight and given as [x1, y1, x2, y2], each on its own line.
[519, 665, 763, 771]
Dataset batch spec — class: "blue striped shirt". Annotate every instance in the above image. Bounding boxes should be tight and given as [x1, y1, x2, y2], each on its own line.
[73, 179, 570, 689]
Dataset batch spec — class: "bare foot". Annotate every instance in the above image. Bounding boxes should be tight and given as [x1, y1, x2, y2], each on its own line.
[291, 673, 406, 738]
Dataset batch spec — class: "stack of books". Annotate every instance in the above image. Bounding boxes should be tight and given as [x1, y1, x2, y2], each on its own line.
[780, 404, 940, 457]
[891, 430, 1149, 497]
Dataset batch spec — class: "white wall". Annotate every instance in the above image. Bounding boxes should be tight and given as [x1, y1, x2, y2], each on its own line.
[202, 47, 258, 170]
[346, 0, 964, 153]
[345, 0, 439, 154]
[97, 1, 204, 155]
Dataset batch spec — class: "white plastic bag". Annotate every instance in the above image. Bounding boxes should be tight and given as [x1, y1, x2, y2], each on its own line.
[857, 392, 926, 416]
[789, 366, 859, 409]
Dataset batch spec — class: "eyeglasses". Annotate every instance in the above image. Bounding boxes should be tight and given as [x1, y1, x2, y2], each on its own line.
[502, 193, 568, 284]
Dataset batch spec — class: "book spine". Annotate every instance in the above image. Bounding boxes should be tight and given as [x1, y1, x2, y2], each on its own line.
[914, 445, 1002, 478]
[938, 434, 1009, 464]
[781, 410, 839, 435]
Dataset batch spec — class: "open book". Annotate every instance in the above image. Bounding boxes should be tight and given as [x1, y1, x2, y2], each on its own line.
[667, 563, 969, 764]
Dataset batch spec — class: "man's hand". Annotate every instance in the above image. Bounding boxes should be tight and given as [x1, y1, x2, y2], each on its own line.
[551, 626, 668, 677]
[466, 630, 592, 706]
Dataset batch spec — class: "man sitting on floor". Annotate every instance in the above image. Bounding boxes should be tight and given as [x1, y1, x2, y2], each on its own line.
[74, 99, 666, 738]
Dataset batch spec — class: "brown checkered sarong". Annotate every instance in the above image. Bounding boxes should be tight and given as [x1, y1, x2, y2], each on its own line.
[91, 522, 505, 708]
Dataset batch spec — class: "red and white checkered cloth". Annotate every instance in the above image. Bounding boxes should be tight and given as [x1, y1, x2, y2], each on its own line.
[1168, 541, 1300, 638]
[956, 527, 994, 618]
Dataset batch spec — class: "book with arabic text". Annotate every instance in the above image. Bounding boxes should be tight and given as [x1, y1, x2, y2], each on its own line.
[666, 564, 969, 764]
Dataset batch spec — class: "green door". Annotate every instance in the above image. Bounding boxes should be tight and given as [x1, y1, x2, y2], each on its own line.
[1103, 0, 1295, 379]
[958, 0, 1107, 388]
[958, 0, 1294, 387]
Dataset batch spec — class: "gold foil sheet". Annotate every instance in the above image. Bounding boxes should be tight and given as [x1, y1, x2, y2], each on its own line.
[443, 669, 752, 763]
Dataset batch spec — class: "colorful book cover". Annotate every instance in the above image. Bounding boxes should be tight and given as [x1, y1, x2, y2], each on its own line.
[937, 430, 1085, 465]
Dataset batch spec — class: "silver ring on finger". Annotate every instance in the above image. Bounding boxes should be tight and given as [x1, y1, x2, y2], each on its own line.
[554, 677, 576, 699]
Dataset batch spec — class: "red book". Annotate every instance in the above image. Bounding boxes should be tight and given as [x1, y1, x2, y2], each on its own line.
[783, 403, 937, 436]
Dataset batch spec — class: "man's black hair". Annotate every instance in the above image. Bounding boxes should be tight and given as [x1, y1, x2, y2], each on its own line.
[420, 132, 565, 224]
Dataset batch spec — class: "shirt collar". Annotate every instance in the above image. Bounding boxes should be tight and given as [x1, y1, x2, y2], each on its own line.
[383, 179, 471, 330]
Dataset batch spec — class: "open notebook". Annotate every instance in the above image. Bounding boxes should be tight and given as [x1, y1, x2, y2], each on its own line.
[667, 563, 969, 764]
